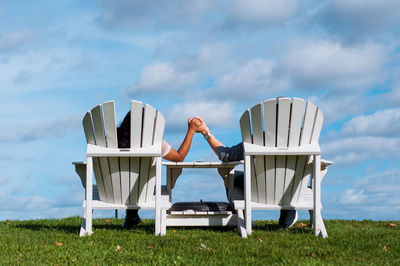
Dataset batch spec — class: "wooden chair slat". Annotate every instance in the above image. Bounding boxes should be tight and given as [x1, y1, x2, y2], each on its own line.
[82, 112, 95, 145]
[290, 155, 307, 204]
[91, 105, 114, 203]
[82, 112, 107, 202]
[129, 158, 140, 204]
[138, 104, 156, 203]
[276, 98, 291, 147]
[284, 98, 304, 204]
[153, 110, 165, 145]
[263, 99, 277, 147]
[251, 103, 265, 203]
[239, 110, 251, 143]
[311, 109, 324, 144]
[300, 101, 317, 145]
[120, 157, 130, 204]
[103, 101, 122, 204]
[130, 100, 143, 148]
[275, 98, 291, 204]
[288, 98, 305, 147]
[263, 99, 277, 204]
[103, 101, 117, 148]
[91, 105, 106, 147]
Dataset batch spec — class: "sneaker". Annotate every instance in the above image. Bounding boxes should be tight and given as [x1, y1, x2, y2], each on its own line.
[122, 210, 142, 229]
[279, 210, 298, 228]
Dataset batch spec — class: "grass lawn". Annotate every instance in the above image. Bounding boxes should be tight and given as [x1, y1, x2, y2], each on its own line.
[0, 217, 399, 265]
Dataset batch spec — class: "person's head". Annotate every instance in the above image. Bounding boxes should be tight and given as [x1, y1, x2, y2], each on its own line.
[117, 111, 130, 148]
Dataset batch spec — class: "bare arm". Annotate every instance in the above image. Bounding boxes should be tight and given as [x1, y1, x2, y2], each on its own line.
[194, 116, 223, 152]
[163, 118, 198, 162]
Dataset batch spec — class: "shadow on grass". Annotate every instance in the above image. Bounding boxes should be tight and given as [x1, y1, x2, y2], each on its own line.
[14, 219, 157, 235]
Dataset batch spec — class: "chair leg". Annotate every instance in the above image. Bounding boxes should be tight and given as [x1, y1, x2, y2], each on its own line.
[160, 209, 166, 236]
[155, 208, 161, 236]
[315, 211, 328, 238]
[245, 208, 252, 236]
[236, 209, 247, 238]
[79, 209, 87, 237]
[309, 210, 314, 228]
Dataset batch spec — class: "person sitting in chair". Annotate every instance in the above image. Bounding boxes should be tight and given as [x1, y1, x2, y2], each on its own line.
[191, 116, 298, 228]
[117, 111, 201, 228]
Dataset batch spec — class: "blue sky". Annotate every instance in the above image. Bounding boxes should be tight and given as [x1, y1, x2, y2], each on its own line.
[1, 0, 399, 221]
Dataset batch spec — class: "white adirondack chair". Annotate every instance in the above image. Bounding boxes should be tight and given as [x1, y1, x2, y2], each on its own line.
[234, 97, 332, 238]
[73, 100, 171, 236]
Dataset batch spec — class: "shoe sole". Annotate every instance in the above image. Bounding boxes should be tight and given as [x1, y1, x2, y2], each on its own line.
[288, 211, 298, 228]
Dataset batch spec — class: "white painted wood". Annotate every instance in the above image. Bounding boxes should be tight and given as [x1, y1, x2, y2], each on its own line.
[91, 105, 114, 203]
[130, 101, 142, 204]
[120, 157, 130, 204]
[236, 208, 247, 238]
[239, 98, 331, 238]
[103, 101, 122, 204]
[288, 98, 305, 147]
[82, 112, 107, 202]
[263, 99, 277, 204]
[130, 100, 143, 148]
[160, 209, 167, 236]
[300, 101, 317, 145]
[243, 142, 320, 155]
[311, 109, 323, 144]
[240, 110, 252, 143]
[138, 104, 156, 203]
[76, 101, 166, 237]
[164, 214, 237, 227]
[284, 98, 305, 204]
[291, 155, 307, 205]
[85, 156, 93, 235]
[244, 155, 252, 236]
[251, 103, 265, 203]
[155, 156, 161, 235]
[82, 112, 95, 145]
[153, 110, 165, 145]
[275, 98, 291, 204]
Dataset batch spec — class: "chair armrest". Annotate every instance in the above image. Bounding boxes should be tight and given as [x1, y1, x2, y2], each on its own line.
[243, 142, 321, 156]
[73, 161, 87, 188]
[86, 143, 162, 157]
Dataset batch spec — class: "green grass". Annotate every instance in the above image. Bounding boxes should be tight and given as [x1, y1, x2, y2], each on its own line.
[0, 217, 399, 265]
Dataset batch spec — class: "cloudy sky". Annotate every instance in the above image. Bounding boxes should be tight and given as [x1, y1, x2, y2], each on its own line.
[1, 0, 399, 222]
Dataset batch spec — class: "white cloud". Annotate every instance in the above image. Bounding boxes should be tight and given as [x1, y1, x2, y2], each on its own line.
[342, 108, 400, 137]
[226, 0, 298, 27]
[339, 169, 400, 211]
[322, 136, 400, 165]
[322, 0, 400, 39]
[125, 43, 232, 96]
[0, 115, 80, 142]
[205, 58, 279, 102]
[166, 101, 235, 132]
[0, 30, 36, 52]
[96, 0, 213, 30]
[340, 189, 367, 204]
[125, 62, 196, 94]
[281, 40, 386, 89]
[376, 88, 400, 108]
[309, 93, 368, 123]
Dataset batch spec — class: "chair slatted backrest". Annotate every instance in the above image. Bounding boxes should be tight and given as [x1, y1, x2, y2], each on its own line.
[240, 97, 323, 205]
[82, 100, 165, 205]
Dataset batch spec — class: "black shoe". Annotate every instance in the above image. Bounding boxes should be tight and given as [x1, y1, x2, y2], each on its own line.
[122, 210, 142, 229]
[279, 210, 298, 228]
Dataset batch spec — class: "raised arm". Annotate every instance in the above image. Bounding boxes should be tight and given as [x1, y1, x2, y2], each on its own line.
[194, 116, 244, 162]
[163, 118, 199, 162]
[193, 116, 223, 152]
